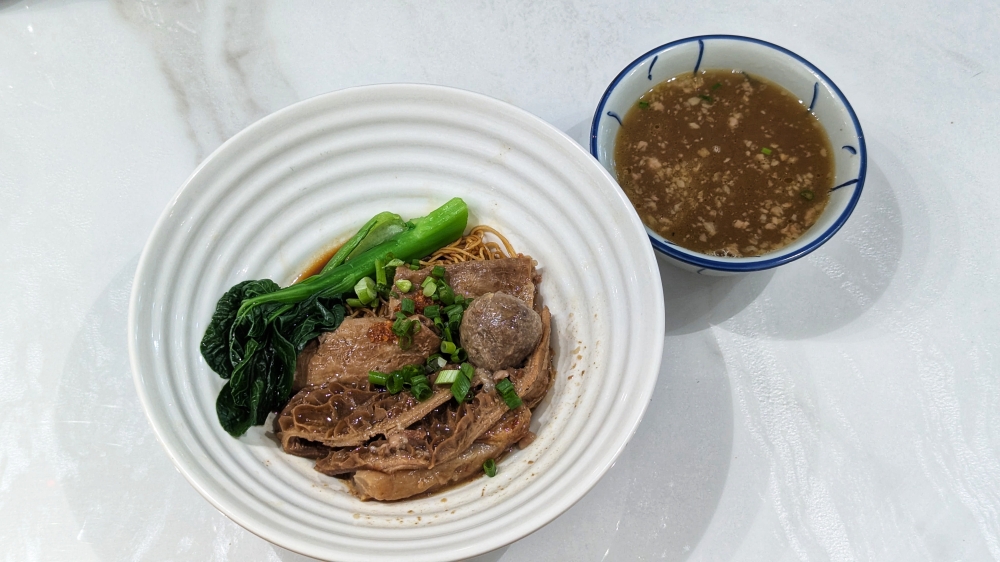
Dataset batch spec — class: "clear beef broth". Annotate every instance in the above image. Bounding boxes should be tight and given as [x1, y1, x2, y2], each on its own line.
[614, 70, 835, 257]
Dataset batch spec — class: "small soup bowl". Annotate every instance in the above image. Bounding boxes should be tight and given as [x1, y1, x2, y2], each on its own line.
[591, 35, 866, 275]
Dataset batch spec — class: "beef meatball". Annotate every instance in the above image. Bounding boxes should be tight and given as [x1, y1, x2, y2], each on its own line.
[460, 292, 542, 370]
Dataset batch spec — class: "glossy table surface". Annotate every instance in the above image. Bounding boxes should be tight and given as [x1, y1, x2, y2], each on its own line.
[2, 1, 998, 560]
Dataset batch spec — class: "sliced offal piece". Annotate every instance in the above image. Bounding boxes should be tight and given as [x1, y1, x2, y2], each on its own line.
[276, 380, 377, 458]
[293, 315, 440, 390]
[490, 306, 552, 408]
[513, 306, 553, 409]
[351, 406, 532, 501]
[390, 256, 538, 312]
[314, 383, 511, 476]
[460, 292, 543, 370]
[276, 381, 452, 451]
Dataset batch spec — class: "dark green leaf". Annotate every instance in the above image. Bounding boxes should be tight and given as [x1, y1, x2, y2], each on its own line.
[200, 280, 279, 378]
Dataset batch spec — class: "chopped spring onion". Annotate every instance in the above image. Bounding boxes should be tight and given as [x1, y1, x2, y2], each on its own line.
[386, 372, 404, 394]
[375, 258, 387, 286]
[451, 375, 471, 403]
[409, 374, 431, 401]
[397, 365, 423, 384]
[440, 341, 457, 355]
[459, 362, 474, 381]
[435, 369, 461, 385]
[699, 94, 713, 103]
[386, 258, 404, 268]
[450, 347, 467, 364]
[368, 371, 388, 386]
[425, 354, 445, 373]
[422, 279, 437, 297]
[420, 275, 435, 288]
[346, 298, 364, 308]
[423, 304, 441, 318]
[436, 282, 455, 305]
[801, 190, 815, 201]
[483, 459, 497, 477]
[395, 279, 413, 293]
[392, 317, 419, 350]
[354, 276, 378, 305]
[495, 378, 523, 409]
[444, 303, 464, 321]
[410, 259, 421, 269]
[712, 82, 722, 90]
[761, 147, 773, 155]
[637, 100, 650, 109]
[392, 317, 411, 336]
[400, 298, 416, 315]
[431, 265, 446, 279]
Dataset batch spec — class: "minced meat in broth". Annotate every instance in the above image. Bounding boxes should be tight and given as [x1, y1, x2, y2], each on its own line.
[614, 70, 834, 257]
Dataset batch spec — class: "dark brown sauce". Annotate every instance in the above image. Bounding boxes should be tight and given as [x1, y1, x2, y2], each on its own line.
[614, 69, 834, 257]
[292, 244, 342, 284]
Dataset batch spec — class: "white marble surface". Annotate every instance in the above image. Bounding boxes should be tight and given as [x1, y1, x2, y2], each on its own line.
[1, 1, 998, 560]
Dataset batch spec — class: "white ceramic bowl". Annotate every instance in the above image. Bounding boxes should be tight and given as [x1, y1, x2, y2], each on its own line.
[591, 35, 866, 274]
[128, 84, 664, 561]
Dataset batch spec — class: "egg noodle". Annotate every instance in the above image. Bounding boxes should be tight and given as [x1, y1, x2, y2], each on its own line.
[346, 226, 518, 318]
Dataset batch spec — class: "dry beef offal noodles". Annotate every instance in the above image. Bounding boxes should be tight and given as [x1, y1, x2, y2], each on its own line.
[200, 198, 553, 500]
[614, 69, 835, 257]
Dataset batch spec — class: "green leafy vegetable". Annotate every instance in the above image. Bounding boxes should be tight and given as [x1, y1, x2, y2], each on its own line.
[200, 198, 469, 436]
[483, 458, 497, 477]
[236, 198, 468, 316]
[637, 100, 650, 109]
[204, 283, 346, 436]
[320, 212, 407, 274]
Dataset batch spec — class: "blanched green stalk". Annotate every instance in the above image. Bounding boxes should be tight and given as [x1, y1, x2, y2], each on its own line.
[321, 212, 406, 274]
[237, 198, 468, 317]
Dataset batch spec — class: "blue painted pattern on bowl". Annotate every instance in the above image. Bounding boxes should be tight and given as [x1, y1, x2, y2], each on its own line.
[591, 35, 866, 274]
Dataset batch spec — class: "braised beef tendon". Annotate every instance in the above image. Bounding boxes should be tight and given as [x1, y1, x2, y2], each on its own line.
[274, 246, 554, 500]
[313, 385, 510, 476]
[277, 382, 452, 450]
[350, 407, 533, 501]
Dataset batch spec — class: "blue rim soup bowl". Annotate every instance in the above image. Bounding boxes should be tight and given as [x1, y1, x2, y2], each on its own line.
[590, 35, 866, 275]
